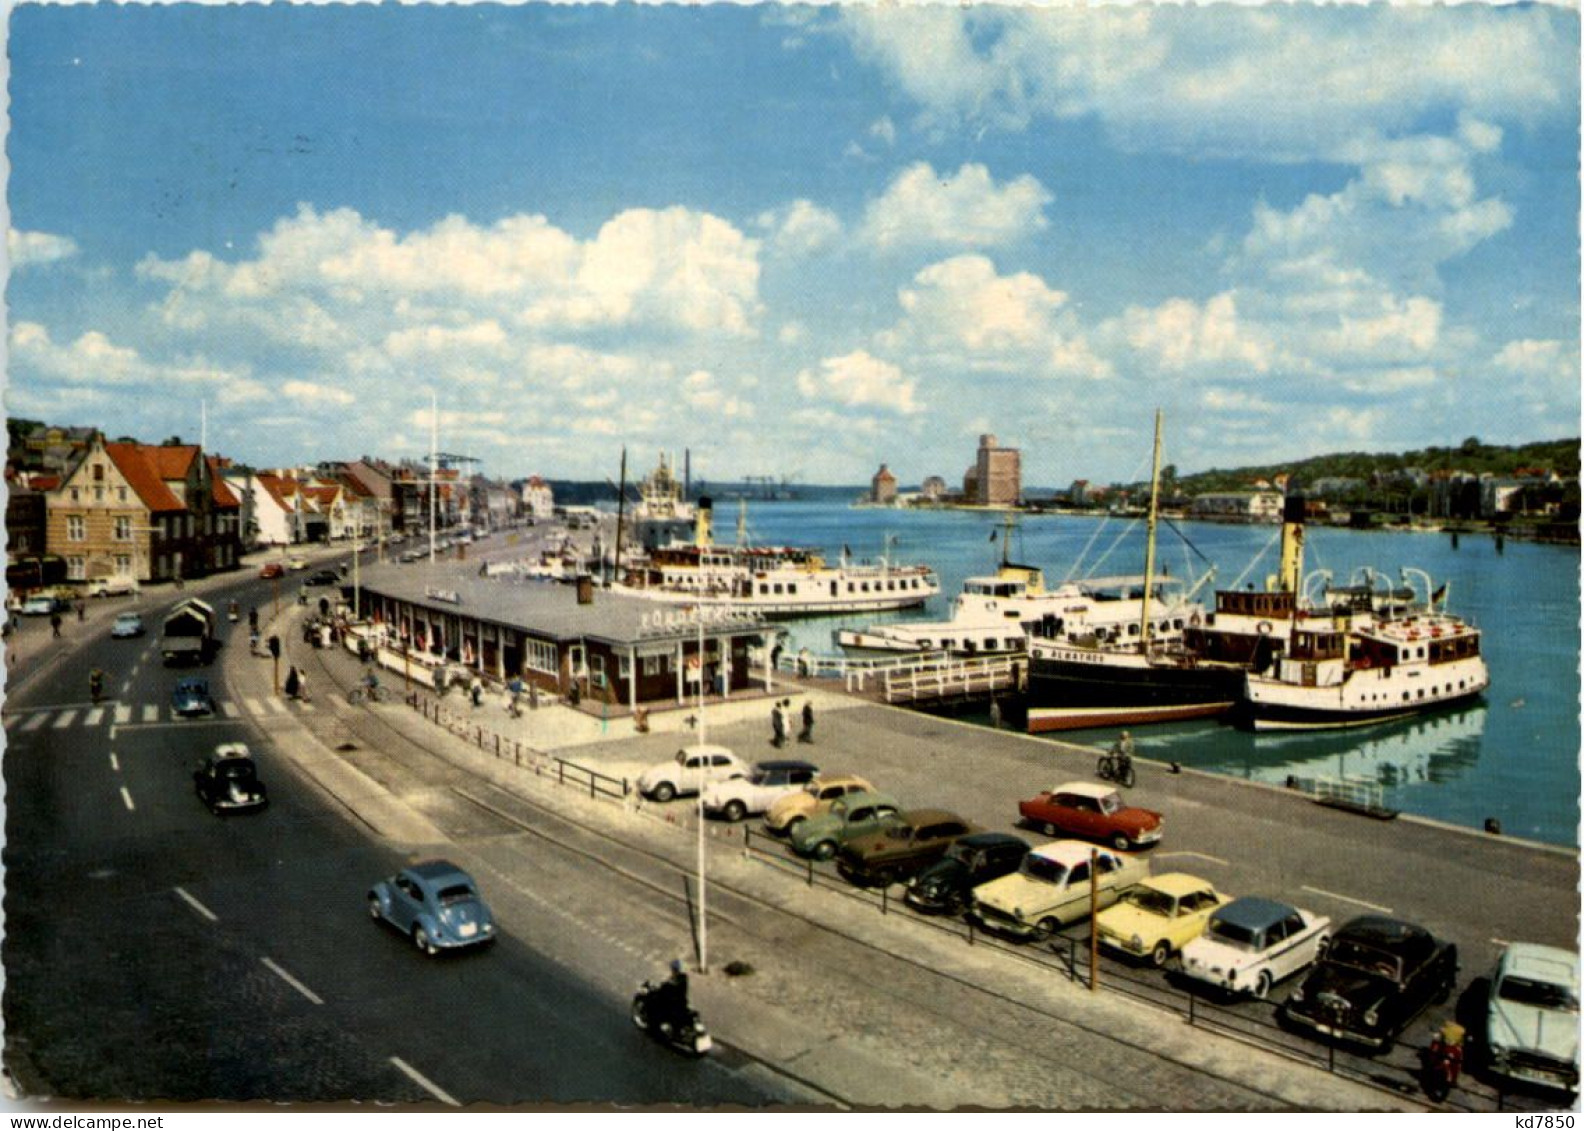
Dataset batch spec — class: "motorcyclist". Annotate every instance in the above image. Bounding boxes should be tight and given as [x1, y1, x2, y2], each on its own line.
[653, 959, 690, 1026]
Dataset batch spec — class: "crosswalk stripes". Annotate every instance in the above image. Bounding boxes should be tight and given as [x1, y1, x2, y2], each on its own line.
[7, 696, 319, 732]
[21, 713, 49, 732]
[245, 698, 264, 716]
[141, 705, 158, 723]
[221, 701, 241, 718]
[115, 703, 131, 725]
[84, 707, 105, 726]
[53, 710, 78, 729]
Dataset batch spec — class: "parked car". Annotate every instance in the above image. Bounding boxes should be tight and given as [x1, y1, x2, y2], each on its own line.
[1095, 873, 1229, 967]
[87, 576, 139, 598]
[638, 744, 749, 802]
[702, 759, 818, 822]
[367, 860, 496, 956]
[20, 595, 65, 616]
[111, 612, 146, 639]
[789, 791, 902, 860]
[763, 773, 874, 836]
[970, 840, 1149, 939]
[1280, 916, 1458, 1051]
[286, 556, 308, 571]
[1180, 897, 1332, 999]
[192, 743, 268, 814]
[259, 562, 285, 579]
[906, 832, 1032, 916]
[1484, 942, 1579, 1095]
[305, 569, 340, 587]
[171, 676, 215, 717]
[1018, 781, 1163, 851]
[835, 808, 980, 887]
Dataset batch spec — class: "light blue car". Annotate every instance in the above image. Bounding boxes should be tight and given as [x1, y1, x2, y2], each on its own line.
[368, 860, 496, 956]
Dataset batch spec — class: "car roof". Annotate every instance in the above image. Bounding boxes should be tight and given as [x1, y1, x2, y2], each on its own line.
[1211, 896, 1298, 931]
[1140, 872, 1215, 897]
[835, 790, 899, 807]
[897, 808, 967, 826]
[1029, 839, 1113, 866]
[1499, 943, 1580, 987]
[213, 742, 252, 759]
[1052, 781, 1118, 800]
[678, 743, 736, 758]
[754, 760, 818, 773]
[115, 611, 142, 620]
[812, 773, 870, 786]
[407, 860, 474, 886]
[955, 831, 1030, 851]
[177, 676, 209, 687]
[1335, 915, 1431, 950]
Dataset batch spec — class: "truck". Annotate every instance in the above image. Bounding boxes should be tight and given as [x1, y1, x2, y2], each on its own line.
[161, 598, 218, 665]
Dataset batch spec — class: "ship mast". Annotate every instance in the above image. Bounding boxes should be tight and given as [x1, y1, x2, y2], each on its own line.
[1139, 409, 1164, 652]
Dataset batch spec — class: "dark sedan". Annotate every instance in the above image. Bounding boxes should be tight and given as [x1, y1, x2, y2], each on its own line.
[835, 808, 980, 887]
[1280, 915, 1458, 1052]
[904, 831, 1030, 916]
[304, 569, 341, 587]
[171, 676, 215, 717]
[193, 744, 268, 814]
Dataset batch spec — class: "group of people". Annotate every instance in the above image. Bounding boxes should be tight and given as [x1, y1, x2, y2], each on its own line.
[770, 698, 814, 747]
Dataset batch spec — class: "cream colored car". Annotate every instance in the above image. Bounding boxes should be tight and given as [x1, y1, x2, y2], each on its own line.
[763, 774, 874, 835]
[971, 841, 1149, 940]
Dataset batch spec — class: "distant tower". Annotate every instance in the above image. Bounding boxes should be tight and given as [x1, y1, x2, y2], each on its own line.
[975, 434, 1021, 506]
[871, 463, 898, 505]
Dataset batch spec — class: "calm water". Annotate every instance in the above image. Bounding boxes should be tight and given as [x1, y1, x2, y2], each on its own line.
[728, 500, 1581, 847]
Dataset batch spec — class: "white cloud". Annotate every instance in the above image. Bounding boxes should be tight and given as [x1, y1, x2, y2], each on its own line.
[796, 349, 922, 415]
[860, 162, 1052, 251]
[8, 230, 79, 269]
[897, 255, 1066, 352]
[282, 379, 355, 407]
[869, 117, 897, 146]
[682, 370, 756, 419]
[759, 199, 843, 257]
[1111, 293, 1275, 375]
[9, 320, 266, 401]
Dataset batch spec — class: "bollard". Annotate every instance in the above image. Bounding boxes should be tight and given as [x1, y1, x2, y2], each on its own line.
[494, 734, 500, 757]
[806, 859, 814, 888]
[880, 885, 888, 916]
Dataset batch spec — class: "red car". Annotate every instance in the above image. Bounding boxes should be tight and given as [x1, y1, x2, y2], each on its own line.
[259, 562, 285, 579]
[1018, 781, 1163, 851]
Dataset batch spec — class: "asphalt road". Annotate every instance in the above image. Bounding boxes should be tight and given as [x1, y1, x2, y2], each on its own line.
[3, 559, 789, 1106]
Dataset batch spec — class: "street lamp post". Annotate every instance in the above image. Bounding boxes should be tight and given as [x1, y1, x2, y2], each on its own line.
[695, 609, 708, 975]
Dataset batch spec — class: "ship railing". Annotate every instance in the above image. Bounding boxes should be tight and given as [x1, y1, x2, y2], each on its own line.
[1298, 776, 1398, 820]
[878, 654, 1021, 703]
[773, 649, 954, 688]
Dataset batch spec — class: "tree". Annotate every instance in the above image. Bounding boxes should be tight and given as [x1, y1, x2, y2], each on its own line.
[1459, 436, 1482, 455]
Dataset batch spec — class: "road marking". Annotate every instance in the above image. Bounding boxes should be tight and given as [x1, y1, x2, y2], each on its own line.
[119, 680, 132, 696]
[109, 752, 119, 772]
[1154, 850, 1229, 867]
[261, 957, 324, 1006]
[119, 786, 135, 811]
[221, 701, 241, 718]
[389, 1057, 459, 1107]
[1301, 885, 1393, 914]
[245, 697, 265, 716]
[264, 698, 287, 715]
[173, 886, 218, 923]
[21, 713, 49, 732]
[84, 707, 105, 726]
[114, 704, 131, 725]
[141, 705, 158, 723]
[297, 700, 316, 712]
[53, 710, 78, 729]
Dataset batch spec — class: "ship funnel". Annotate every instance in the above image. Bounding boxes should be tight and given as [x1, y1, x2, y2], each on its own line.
[1278, 493, 1306, 593]
[695, 496, 714, 548]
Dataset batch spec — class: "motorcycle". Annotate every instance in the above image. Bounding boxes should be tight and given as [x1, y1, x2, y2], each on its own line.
[1419, 1021, 1465, 1103]
[631, 980, 712, 1057]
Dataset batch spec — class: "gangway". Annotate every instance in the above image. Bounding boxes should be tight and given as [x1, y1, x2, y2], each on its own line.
[776, 649, 1024, 704]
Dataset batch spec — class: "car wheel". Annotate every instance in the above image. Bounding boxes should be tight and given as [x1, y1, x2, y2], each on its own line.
[367, 896, 383, 921]
[414, 926, 438, 956]
[1042, 821, 1059, 837]
[1150, 940, 1173, 968]
[723, 800, 747, 823]
[631, 998, 649, 1032]
[650, 782, 676, 803]
[785, 815, 805, 834]
[1253, 971, 1273, 1000]
[1035, 916, 1061, 941]
[812, 840, 837, 861]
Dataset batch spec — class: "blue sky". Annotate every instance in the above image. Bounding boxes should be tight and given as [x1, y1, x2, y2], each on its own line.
[6, 3, 1579, 487]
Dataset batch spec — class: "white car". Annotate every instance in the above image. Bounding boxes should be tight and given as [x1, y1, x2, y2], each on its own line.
[1181, 896, 1331, 999]
[701, 759, 818, 822]
[637, 744, 748, 802]
[971, 840, 1149, 940]
[87, 576, 140, 598]
[1486, 942, 1580, 1095]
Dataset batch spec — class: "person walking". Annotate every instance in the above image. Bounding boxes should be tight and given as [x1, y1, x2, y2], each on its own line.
[771, 700, 786, 748]
[798, 699, 815, 744]
[284, 665, 300, 699]
[50, 611, 61, 638]
[76, 600, 86, 623]
[469, 676, 483, 708]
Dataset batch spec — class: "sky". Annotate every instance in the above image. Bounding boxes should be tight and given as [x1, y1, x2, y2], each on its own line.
[4, 2, 1579, 488]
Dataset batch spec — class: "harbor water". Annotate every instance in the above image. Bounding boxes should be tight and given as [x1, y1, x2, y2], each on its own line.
[728, 500, 1580, 848]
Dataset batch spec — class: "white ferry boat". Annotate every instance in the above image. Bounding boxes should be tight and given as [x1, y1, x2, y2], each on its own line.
[614, 496, 939, 618]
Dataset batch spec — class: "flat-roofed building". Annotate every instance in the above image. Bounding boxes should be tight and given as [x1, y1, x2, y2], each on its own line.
[975, 434, 1021, 506]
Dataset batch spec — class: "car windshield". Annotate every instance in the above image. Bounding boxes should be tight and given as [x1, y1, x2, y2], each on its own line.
[1021, 855, 1068, 884]
[216, 761, 254, 780]
[1122, 888, 1175, 916]
[1499, 975, 1580, 1012]
[1327, 938, 1402, 980]
[1098, 794, 1123, 816]
[1205, 918, 1262, 951]
[436, 883, 477, 905]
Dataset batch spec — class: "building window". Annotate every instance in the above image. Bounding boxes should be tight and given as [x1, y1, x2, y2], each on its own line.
[66, 557, 86, 580]
[67, 515, 86, 542]
[618, 653, 631, 680]
[114, 517, 131, 541]
[643, 655, 665, 676]
[93, 464, 104, 482]
[118, 487, 127, 502]
[524, 639, 557, 674]
[114, 555, 132, 576]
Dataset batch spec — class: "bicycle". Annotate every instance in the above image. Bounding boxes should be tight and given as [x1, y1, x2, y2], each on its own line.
[348, 684, 390, 705]
[1096, 749, 1136, 788]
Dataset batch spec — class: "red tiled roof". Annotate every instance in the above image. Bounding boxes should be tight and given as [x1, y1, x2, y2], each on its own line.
[147, 444, 200, 481]
[255, 474, 299, 513]
[208, 459, 239, 508]
[104, 443, 185, 513]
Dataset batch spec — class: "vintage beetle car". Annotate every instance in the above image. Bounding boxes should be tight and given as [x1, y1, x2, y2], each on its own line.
[1280, 915, 1458, 1051]
[790, 791, 902, 861]
[638, 744, 749, 802]
[1095, 873, 1229, 967]
[1018, 781, 1163, 851]
[193, 743, 268, 814]
[305, 568, 341, 587]
[905, 831, 1032, 916]
[763, 773, 875, 835]
[835, 808, 980, 887]
[701, 759, 818, 822]
[368, 860, 496, 956]
[171, 676, 215, 717]
[1485, 942, 1579, 1095]
[111, 612, 146, 638]
[1180, 896, 1332, 998]
[970, 840, 1149, 940]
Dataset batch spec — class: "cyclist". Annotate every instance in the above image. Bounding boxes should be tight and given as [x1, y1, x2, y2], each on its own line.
[1104, 731, 1136, 785]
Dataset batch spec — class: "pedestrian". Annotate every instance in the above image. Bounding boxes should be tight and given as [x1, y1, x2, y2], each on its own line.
[285, 665, 300, 699]
[50, 612, 61, 638]
[76, 600, 86, 622]
[799, 699, 815, 743]
[297, 668, 309, 703]
[771, 700, 786, 748]
[989, 697, 1003, 730]
[470, 676, 483, 708]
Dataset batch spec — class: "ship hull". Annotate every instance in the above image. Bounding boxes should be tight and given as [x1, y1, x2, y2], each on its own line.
[1238, 676, 1489, 732]
[1025, 649, 1244, 733]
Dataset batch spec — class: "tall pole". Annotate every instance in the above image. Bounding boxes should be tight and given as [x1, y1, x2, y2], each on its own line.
[696, 609, 708, 974]
[1139, 409, 1164, 652]
[429, 389, 439, 564]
